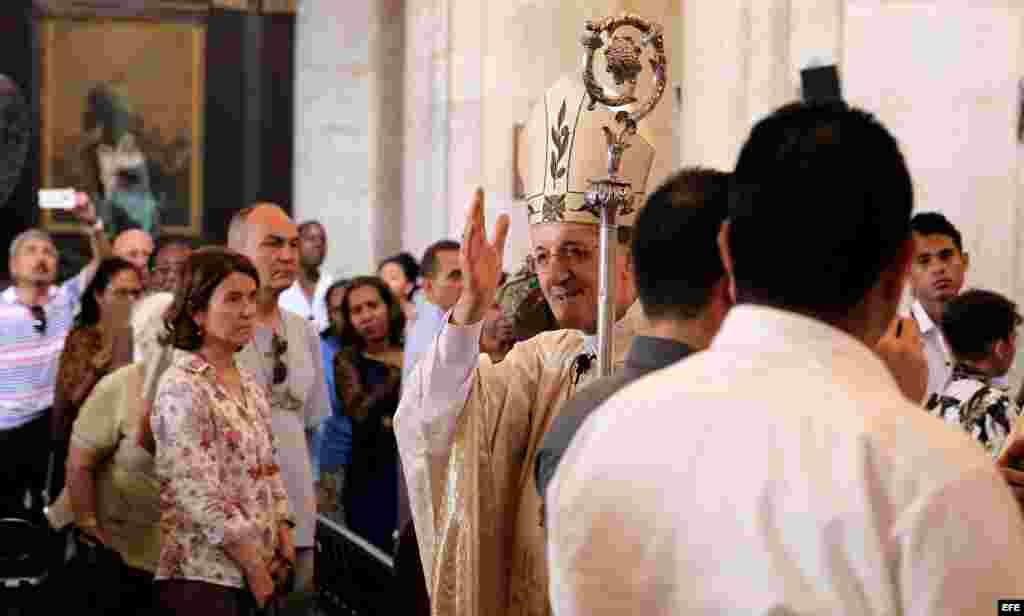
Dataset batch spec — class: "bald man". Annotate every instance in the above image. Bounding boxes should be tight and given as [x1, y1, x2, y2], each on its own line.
[112, 229, 154, 289]
[228, 203, 329, 597]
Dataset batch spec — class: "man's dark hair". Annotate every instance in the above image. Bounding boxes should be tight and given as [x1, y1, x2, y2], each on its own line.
[321, 278, 352, 341]
[378, 252, 420, 285]
[297, 220, 324, 235]
[421, 240, 461, 280]
[633, 167, 730, 321]
[76, 257, 139, 328]
[728, 101, 913, 318]
[942, 289, 1021, 361]
[910, 212, 963, 253]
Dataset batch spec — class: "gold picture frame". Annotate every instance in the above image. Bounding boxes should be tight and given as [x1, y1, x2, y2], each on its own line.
[39, 16, 206, 237]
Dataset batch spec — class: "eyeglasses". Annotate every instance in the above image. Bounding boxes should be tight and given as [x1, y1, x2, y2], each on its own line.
[29, 305, 46, 335]
[271, 332, 288, 385]
[529, 244, 597, 273]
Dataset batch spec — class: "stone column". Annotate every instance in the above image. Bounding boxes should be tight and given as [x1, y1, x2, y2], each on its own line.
[402, 0, 451, 262]
[293, 0, 404, 279]
[373, 0, 407, 264]
[446, 0, 485, 240]
[679, 0, 749, 170]
[680, 0, 836, 170]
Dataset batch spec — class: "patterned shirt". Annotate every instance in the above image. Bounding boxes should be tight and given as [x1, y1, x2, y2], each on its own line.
[152, 351, 292, 588]
[925, 363, 1020, 458]
[0, 271, 87, 430]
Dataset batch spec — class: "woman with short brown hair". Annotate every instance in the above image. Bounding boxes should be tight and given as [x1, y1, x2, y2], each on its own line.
[151, 248, 294, 614]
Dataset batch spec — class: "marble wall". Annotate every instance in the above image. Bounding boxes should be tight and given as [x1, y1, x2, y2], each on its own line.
[678, 0, 1024, 300]
[293, 0, 405, 280]
[678, 0, 1024, 381]
[401, 0, 451, 266]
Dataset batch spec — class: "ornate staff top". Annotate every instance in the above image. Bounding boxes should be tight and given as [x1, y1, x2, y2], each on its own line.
[520, 14, 666, 229]
[517, 13, 667, 376]
[578, 14, 667, 378]
[581, 14, 668, 137]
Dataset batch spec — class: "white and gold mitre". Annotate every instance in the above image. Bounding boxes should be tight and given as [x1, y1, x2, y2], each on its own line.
[521, 73, 655, 227]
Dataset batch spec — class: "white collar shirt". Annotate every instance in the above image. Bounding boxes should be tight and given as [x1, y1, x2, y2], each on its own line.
[910, 299, 953, 401]
[547, 305, 1024, 616]
[278, 272, 334, 334]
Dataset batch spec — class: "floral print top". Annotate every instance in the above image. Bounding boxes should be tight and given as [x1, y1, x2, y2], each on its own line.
[151, 350, 293, 588]
[925, 363, 1021, 459]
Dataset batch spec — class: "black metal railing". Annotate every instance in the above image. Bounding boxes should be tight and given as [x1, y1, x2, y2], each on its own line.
[315, 515, 396, 616]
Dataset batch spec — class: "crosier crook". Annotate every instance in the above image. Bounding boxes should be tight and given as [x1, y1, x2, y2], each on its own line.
[579, 14, 667, 377]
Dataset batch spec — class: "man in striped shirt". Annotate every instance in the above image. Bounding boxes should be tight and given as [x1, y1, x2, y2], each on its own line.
[0, 194, 110, 515]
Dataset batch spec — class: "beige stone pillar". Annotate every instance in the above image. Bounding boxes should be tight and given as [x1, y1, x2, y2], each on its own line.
[293, 0, 404, 279]
[402, 0, 452, 261]
[679, 0, 843, 170]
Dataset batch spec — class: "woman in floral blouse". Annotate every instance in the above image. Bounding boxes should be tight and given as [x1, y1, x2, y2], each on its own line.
[151, 248, 294, 613]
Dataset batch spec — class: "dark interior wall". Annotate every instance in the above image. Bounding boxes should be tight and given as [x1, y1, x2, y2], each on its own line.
[0, 1, 43, 284]
[258, 13, 295, 222]
[0, 3, 294, 280]
[203, 8, 295, 244]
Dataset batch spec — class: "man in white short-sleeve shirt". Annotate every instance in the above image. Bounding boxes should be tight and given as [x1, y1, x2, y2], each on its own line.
[278, 220, 333, 333]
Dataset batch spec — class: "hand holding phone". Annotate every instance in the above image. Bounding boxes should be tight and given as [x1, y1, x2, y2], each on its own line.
[38, 189, 76, 210]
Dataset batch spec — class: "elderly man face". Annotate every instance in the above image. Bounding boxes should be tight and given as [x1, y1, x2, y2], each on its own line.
[529, 222, 635, 334]
[112, 229, 155, 288]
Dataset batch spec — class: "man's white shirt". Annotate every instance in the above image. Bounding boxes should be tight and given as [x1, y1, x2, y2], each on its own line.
[547, 305, 1024, 616]
[278, 273, 334, 334]
[910, 299, 953, 401]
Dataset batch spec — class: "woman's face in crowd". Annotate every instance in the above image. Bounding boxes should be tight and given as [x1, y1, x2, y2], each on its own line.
[196, 272, 259, 350]
[379, 262, 412, 300]
[347, 284, 390, 345]
[96, 268, 144, 322]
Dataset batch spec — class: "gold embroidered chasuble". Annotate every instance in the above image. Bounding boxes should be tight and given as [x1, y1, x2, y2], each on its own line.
[397, 302, 645, 616]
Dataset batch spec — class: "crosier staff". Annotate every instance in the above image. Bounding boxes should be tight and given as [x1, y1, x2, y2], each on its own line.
[580, 14, 667, 376]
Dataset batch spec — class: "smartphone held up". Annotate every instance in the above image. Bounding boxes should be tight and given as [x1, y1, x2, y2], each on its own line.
[38, 188, 77, 210]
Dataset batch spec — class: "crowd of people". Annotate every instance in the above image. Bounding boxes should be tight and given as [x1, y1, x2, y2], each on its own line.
[0, 187, 519, 613]
[4, 99, 1024, 615]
